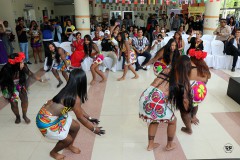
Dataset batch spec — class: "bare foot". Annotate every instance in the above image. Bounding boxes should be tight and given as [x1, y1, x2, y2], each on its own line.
[90, 80, 96, 85]
[100, 79, 107, 83]
[23, 116, 31, 124]
[181, 127, 192, 135]
[15, 116, 21, 124]
[50, 151, 65, 160]
[191, 116, 199, 125]
[165, 142, 176, 151]
[66, 145, 81, 154]
[147, 143, 160, 151]
[117, 77, 125, 81]
[131, 75, 139, 79]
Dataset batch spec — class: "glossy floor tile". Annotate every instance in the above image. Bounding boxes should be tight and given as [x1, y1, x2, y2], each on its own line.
[0, 60, 240, 160]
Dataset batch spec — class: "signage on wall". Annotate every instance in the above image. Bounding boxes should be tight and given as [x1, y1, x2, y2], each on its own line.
[24, 3, 34, 9]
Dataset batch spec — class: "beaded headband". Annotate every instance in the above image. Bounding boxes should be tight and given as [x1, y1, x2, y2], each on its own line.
[8, 52, 25, 65]
[189, 49, 207, 60]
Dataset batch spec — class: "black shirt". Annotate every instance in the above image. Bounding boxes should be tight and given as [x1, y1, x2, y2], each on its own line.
[187, 37, 204, 54]
[193, 21, 203, 31]
[16, 25, 28, 43]
[101, 38, 115, 52]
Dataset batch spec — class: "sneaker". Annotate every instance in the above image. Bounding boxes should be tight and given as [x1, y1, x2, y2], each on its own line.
[102, 66, 107, 72]
[231, 67, 235, 72]
[111, 67, 116, 72]
[27, 61, 32, 65]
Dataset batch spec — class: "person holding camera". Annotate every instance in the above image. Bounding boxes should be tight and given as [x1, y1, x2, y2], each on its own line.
[226, 28, 240, 72]
[29, 20, 43, 64]
[16, 17, 31, 64]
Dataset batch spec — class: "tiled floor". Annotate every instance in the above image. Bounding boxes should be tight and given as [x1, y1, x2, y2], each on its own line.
[0, 60, 240, 160]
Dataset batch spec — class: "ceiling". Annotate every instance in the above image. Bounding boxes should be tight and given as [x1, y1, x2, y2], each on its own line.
[53, 0, 74, 5]
[53, 0, 93, 5]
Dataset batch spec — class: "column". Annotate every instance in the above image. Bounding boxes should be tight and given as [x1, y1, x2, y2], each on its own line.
[92, 0, 102, 22]
[203, 1, 221, 35]
[74, 0, 90, 36]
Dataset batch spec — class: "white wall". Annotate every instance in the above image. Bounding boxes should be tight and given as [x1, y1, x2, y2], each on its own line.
[54, 5, 75, 16]
[11, 0, 55, 24]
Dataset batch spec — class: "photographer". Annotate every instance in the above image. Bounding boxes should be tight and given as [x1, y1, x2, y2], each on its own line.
[16, 17, 31, 64]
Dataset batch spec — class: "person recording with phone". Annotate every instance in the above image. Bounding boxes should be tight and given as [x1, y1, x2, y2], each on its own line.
[16, 17, 31, 64]
[226, 28, 240, 72]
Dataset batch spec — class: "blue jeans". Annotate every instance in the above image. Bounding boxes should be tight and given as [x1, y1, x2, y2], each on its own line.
[19, 42, 29, 62]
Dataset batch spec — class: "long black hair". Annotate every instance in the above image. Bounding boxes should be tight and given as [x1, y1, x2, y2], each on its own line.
[83, 34, 94, 57]
[0, 53, 26, 96]
[117, 32, 126, 50]
[47, 42, 61, 66]
[168, 55, 192, 112]
[156, 38, 179, 65]
[52, 69, 88, 109]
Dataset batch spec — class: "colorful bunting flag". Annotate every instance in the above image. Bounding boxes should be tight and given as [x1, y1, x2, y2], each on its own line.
[140, 0, 144, 4]
[109, 0, 113, 3]
[122, 0, 126, 4]
[134, 0, 138, 4]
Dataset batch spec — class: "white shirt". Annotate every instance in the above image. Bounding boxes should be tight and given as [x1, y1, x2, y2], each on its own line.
[150, 40, 164, 55]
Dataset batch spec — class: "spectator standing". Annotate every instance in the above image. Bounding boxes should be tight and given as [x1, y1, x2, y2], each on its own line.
[193, 15, 203, 32]
[29, 20, 43, 64]
[159, 14, 170, 31]
[65, 19, 75, 41]
[0, 20, 8, 65]
[171, 14, 181, 31]
[16, 17, 31, 64]
[41, 16, 54, 58]
[3, 21, 14, 54]
[52, 19, 62, 43]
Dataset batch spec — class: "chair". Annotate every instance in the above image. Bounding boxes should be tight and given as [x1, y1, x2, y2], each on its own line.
[201, 35, 215, 41]
[203, 40, 211, 55]
[81, 57, 93, 72]
[60, 42, 72, 55]
[53, 42, 60, 47]
[163, 36, 172, 45]
[211, 40, 224, 56]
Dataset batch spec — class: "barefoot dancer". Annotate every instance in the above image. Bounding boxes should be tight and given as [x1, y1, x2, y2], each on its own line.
[83, 35, 106, 85]
[36, 69, 105, 160]
[139, 48, 181, 151]
[174, 55, 195, 135]
[189, 49, 211, 125]
[117, 31, 138, 81]
[47, 42, 70, 88]
[0, 52, 45, 124]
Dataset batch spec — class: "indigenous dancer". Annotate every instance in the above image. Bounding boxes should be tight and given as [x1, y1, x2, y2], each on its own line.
[143, 39, 180, 75]
[189, 49, 211, 125]
[36, 69, 105, 160]
[47, 42, 71, 88]
[0, 52, 45, 124]
[70, 32, 85, 68]
[117, 31, 139, 81]
[139, 53, 191, 151]
[83, 35, 106, 85]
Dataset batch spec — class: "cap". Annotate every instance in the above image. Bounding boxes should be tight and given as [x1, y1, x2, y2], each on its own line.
[104, 30, 110, 35]
[43, 16, 48, 19]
